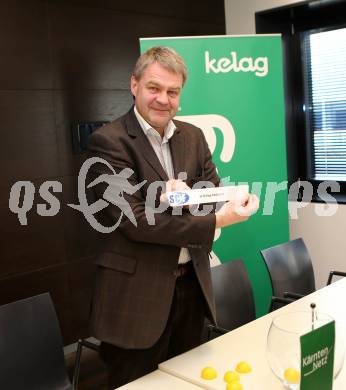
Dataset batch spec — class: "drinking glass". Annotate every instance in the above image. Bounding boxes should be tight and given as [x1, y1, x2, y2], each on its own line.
[267, 311, 345, 389]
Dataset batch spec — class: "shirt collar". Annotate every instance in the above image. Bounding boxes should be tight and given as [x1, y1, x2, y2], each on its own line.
[134, 106, 176, 142]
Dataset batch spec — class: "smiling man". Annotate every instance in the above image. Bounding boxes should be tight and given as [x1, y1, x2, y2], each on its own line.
[131, 61, 182, 135]
[87, 46, 259, 389]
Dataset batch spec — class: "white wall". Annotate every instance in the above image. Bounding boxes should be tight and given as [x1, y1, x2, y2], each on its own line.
[224, 0, 346, 288]
[289, 202, 346, 288]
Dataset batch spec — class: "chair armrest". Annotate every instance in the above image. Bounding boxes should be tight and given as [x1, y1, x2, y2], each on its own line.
[79, 339, 100, 352]
[283, 291, 304, 299]
[327, 270, 346, 285]
[206, 324, 228, 340]
[270, 296, 295, 311]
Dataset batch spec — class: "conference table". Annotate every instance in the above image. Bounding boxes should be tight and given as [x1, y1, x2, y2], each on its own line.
[117, 369, 202, 389]
[120, 277, 346, 389]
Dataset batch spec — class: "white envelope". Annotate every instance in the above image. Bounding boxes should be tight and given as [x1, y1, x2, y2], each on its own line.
[167, 185, 249, 207]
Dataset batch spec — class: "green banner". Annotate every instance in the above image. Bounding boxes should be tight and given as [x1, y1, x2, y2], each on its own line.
[140, 35, 289, 316]
[300, 321, 335, 390]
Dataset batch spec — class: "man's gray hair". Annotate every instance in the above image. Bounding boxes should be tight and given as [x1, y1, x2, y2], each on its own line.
[133, 46, 188, 86]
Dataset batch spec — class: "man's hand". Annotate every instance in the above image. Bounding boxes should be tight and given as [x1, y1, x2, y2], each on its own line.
[160, 179, 191, 204]
[215, 193, 259, 229]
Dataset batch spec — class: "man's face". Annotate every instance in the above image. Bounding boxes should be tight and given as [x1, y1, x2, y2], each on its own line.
[131, 62, 183, 135]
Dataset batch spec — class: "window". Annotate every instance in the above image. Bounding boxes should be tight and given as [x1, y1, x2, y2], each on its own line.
[256, 0, 346, 201]
[302, 27, 346, 182]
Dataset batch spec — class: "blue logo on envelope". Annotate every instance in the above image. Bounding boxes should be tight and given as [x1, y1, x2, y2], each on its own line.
[169, 192, 190, 205]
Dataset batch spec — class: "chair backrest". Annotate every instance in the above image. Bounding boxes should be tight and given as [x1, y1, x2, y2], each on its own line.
[261, 238, 316, 298]
[0, 293, 72, 390]
[211, 259, 256, 331]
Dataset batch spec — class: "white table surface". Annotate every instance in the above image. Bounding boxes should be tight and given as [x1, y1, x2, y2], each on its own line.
[159, 277, 346, 390]
[117, 369, 202, 389]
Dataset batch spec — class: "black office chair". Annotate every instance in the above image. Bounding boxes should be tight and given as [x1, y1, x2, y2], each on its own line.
[207, 259, 256, 340]
[261, 238, 346, 311]
[0, 293, 73, 390]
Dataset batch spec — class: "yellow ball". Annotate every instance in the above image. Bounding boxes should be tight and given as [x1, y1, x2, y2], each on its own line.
[201, 366, 217, 380]
[223, 370, 240, 383]
[226, 381, 243, 390]
[236, 361, 252, 374]
[284, 368, 300, 384]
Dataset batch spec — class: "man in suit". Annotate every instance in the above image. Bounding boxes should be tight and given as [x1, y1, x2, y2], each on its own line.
[88, 46, 259, 389]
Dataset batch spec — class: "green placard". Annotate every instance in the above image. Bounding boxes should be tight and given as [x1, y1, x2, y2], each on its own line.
[300, 321, 335, 390]
[140, 35, 289, 316]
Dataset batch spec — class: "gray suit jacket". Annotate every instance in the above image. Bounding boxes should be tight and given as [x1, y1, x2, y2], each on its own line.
[88, 107, 219, 349]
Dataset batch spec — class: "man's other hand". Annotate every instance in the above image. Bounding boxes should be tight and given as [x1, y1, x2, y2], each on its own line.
[215, 193, 259, 229]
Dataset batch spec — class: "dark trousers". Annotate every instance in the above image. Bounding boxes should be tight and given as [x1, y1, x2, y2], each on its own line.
[99, 267, 206, 389]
